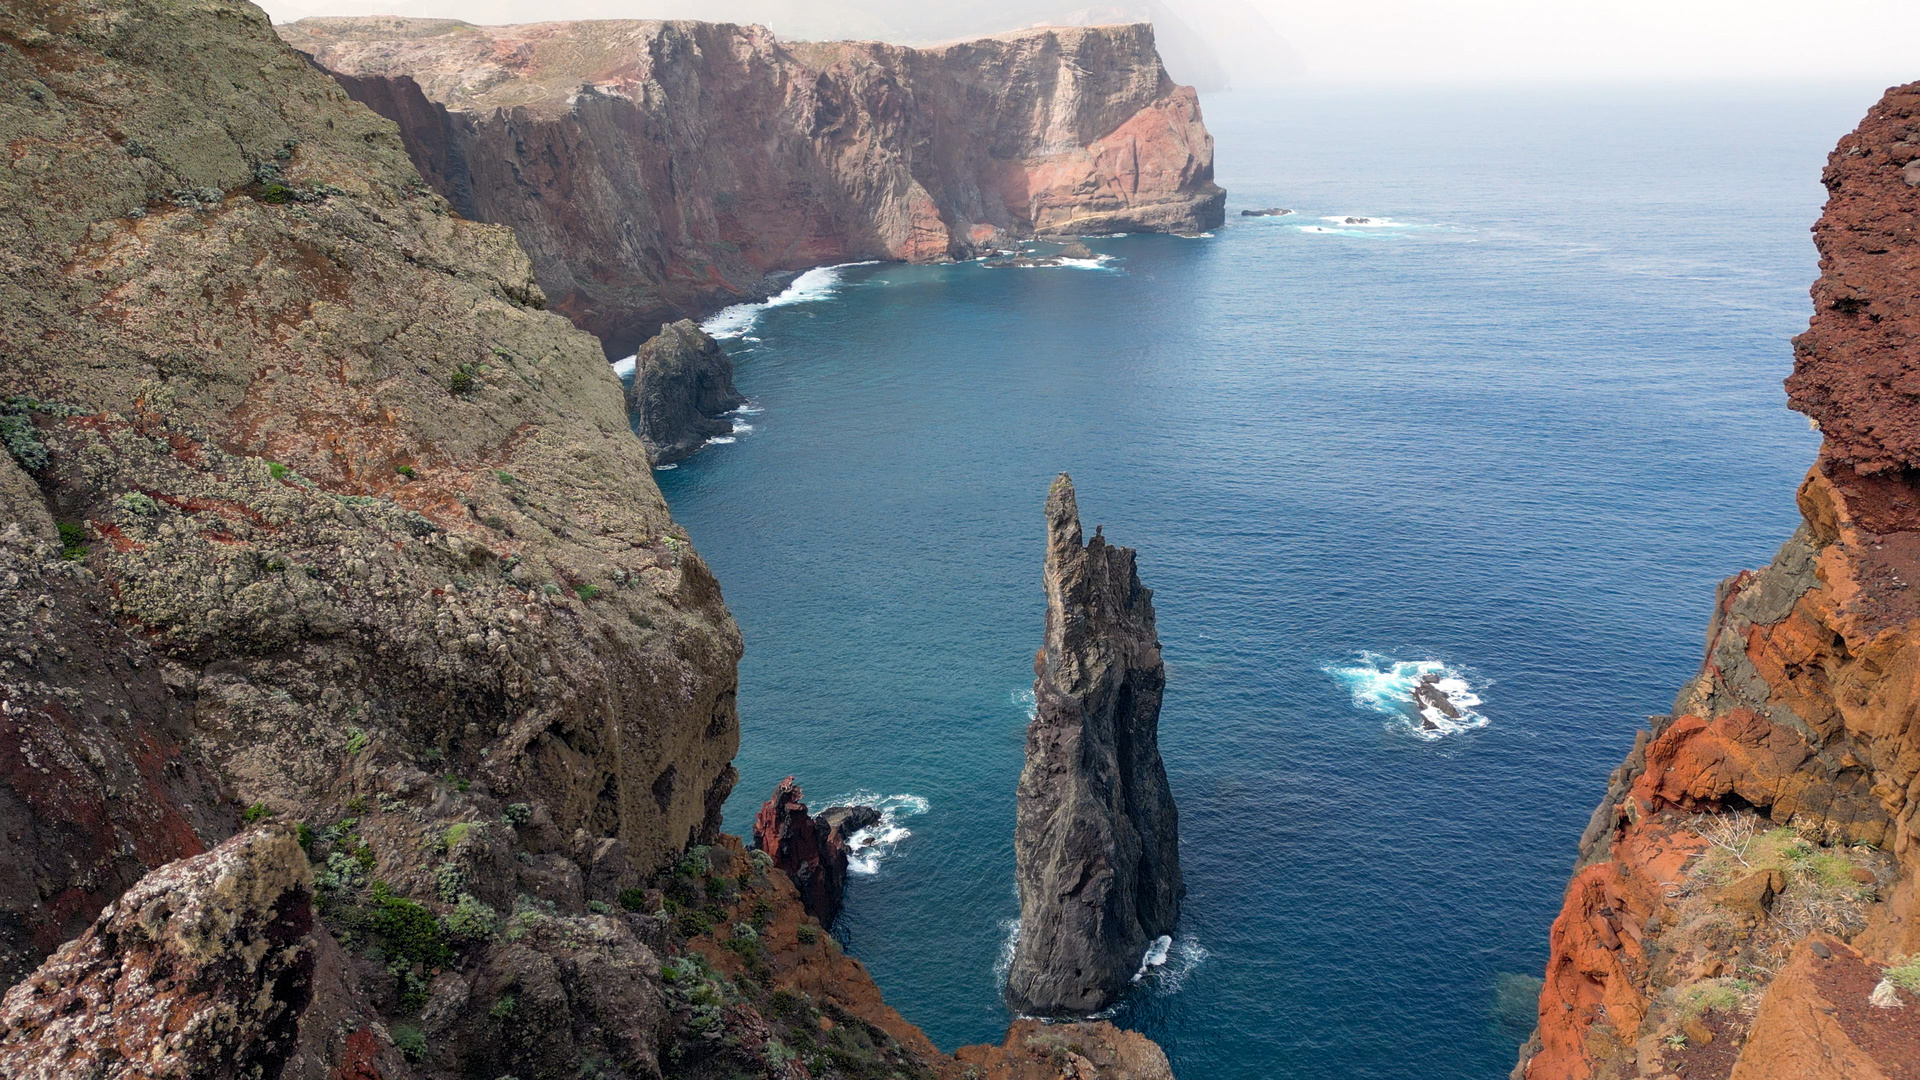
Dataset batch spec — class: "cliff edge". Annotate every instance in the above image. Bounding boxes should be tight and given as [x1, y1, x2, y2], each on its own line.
[1517, 81, 1920, 1080]
[1007, 474, 1182, 1016]
[277, 17, 1226, 357]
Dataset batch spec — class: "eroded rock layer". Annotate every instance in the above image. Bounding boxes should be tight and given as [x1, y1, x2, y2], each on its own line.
[1007, 474, 1182, 1016]
[278, 17, 1226, 357]
[1517, 81, 1920, 1080]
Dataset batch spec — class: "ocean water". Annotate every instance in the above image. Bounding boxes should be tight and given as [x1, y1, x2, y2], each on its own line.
[651, 84, 1883, 1079]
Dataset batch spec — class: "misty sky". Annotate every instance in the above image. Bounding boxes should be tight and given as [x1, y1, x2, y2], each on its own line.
[257, 0, 1920, 85]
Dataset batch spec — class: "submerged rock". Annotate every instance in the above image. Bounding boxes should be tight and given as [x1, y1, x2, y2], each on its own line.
[751, 777, 875, 929]
[1240, 207, 1293, 216]
[1006, 474, 1182, 1015]
[627, 319, 746, 466]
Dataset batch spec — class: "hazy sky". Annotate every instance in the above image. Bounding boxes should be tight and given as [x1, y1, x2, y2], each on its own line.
[259, 0, 1920, 85]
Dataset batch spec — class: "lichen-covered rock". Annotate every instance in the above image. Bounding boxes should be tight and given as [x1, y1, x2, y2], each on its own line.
[278, 18, 1226, 356]
[0, 829, 330, 1079]
[1007, 474, 1181, 1016]
[1517, 81, 1920, 1080]
[627, 319, 745, 466]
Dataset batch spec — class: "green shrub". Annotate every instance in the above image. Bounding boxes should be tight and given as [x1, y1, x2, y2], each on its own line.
[295, 823, 315, 850]
[1885, 956, 1920, 992]
[449, 369, 475, 395]
[489, 993, 518, 1019]
[443, 893, 498, 943]
[268, 461, 289, 480]
[368, 884, 450, 969]
[503, 802, 533, 826]
[260, 183, 293, 205]
[56, 522, 88, 561]
[574, 583, 601, 601]
[344, 727, 368, 756]
[496, 470, 516, 485]
[617, 887, 648, 912]
[587, 899, 612, 914]
[443, 822, 472, 849]
[116, 492, 158, 516]
[391, 1025, 428, 1061]
[241, 803, 273, 825]
[394, 464, 415, 478]
[0, 411, 46, 473]
[796, 924, 818, 946]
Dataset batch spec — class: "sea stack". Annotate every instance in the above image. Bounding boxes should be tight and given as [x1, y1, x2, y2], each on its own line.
[1006, 474, 1182, 1015]
[752, 777, 880, 929]
[626, 319, 746, 465]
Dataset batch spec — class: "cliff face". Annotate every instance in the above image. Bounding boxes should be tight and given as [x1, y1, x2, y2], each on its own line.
[0, 0, 740, 1069]
[1007, 474, 1182, 1016]
[1517, 82, 1920, 1080]
[277, 17, 1226, 357]
[627, 319, 746, 466]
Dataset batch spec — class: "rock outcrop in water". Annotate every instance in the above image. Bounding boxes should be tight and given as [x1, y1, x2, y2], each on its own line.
[1515, 80, 1920, 1080]
[277, 18, 1226, 357]
[1007, 474, 1182, 1015]
[627, 319, 746, 465]
[751, 777, 879, 929]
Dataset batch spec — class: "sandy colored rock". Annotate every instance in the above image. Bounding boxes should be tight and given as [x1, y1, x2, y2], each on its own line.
[278, 18, 1226, 356]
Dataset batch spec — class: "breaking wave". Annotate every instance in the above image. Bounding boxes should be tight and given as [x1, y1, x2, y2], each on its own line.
[701, 261, 879, 339]
[822, 791, 930, 875]
[1323, 652, 1490, 739]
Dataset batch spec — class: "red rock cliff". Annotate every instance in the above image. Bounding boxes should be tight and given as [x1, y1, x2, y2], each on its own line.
[277, 17, 1226, 357]
[1517, 82, 1920, 1080]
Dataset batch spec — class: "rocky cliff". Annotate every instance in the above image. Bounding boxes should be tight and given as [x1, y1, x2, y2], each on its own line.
[1516, 81, 1920, 1080]
[0, 3, 1175, 1075]
[627, 319, 746, 466]
[1007, 474, 1182, 1016]
[277, 17, 1226, 357]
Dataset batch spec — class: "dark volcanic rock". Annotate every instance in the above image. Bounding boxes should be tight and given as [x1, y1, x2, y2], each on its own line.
[1060, 241, 1097, 259]
[627, 319, 746, 466]
[1006, 474, 1182, 1016]
[1240, 207, 1293, 216]
[751, 777, 874, 929]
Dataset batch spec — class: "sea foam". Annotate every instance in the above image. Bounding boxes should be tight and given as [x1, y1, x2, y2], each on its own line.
[701, 261, 878, 339]
[1323, 652, 1490, 740]
[822, 790, 930, 875]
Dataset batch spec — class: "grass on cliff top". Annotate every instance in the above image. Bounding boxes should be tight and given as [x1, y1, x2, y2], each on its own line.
[1684, 812, 1881, 950]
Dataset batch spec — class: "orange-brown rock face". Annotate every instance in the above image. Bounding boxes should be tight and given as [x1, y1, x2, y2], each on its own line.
[1518, 81, 1920, 1080]
[277, 18, 1225, 357]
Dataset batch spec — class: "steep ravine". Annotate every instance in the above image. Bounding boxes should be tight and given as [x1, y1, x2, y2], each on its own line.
[1515, 81, 1920, 1080]
[278, 17, 1227, 357]
[0, 2, 1171, 1077]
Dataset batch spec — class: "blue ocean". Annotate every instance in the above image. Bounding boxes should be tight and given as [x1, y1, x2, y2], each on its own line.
[651, 84, 1876, 1079]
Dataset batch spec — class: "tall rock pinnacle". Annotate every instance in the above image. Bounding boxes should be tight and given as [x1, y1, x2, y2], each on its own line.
[1006, 474, 1183, 1015]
